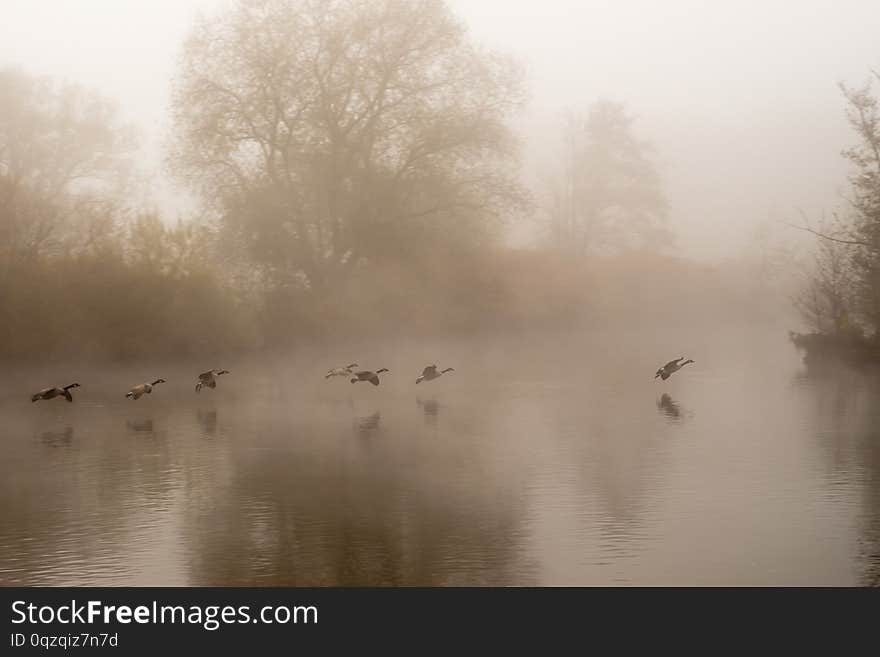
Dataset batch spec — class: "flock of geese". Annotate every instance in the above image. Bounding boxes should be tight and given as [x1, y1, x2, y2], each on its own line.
[29, 357, 693, 404]
[31, 369, 231, 403]
[324, 363, 455, 386]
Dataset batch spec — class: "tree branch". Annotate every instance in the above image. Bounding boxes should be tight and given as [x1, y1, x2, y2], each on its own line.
[782, 220, 872, 248]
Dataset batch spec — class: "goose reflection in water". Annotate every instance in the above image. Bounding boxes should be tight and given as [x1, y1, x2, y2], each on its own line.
[126, 418, 155, 435]
[656, 393, 683, 422]
[417, 397, 440, 426]
[197, 409, 218, 435]
[40, 426, 73, 447]
[354, 411, 381, 439]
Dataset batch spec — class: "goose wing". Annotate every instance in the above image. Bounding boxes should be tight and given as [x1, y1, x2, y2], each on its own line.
[32, 387, 51, 401]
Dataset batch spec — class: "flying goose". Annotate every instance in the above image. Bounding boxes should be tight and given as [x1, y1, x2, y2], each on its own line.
[350, 368, 389, 386]
[415, 364, 454, 384]
[31, 382, 80, 403]
[326, 363, 359, 379]
[196, 368, 230, 392]
[126, 378, 166, 400]
[654, 357, 694, 381]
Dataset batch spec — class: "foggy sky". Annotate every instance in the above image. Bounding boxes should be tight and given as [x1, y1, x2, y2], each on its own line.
[1, 0, 878, 258]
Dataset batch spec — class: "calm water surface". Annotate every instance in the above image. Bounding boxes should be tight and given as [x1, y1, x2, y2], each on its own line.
[1, 328, 879, 585]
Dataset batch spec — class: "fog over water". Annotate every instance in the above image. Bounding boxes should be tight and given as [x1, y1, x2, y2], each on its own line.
[1, 0, 879, 587]
[2, 327, 879, 585]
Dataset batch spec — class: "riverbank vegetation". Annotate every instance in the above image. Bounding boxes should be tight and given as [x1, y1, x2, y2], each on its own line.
[0, 1, 818, 363]
[792, 72, 880, 364]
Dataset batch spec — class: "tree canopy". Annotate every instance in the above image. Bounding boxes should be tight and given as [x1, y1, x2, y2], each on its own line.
[0, 68, 134, 267]
[171, 0, 527, 292]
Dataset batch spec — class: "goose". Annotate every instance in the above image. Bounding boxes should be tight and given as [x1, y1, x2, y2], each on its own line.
[196, 368, 230, 392]
[31, 382, 80, 403]
[415, 364, 454, 384]
[350, 368, 389, 386]
[654, 357, 694, 381]
[326, 363, 359, 379]
[126, 378, 166, 400]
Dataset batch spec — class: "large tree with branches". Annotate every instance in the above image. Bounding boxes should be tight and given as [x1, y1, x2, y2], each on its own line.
[171, 0, 526, 293]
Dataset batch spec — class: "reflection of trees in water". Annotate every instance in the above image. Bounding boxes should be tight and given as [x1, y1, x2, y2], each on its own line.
[40, 426, 73, 447]
[183, 418, 535, 585]
[1, 413, 185, 584]
[796, 367, 880, 585]
[857, 402, 880, 586]
[863, 429, 880, 586]
[552, 391, 672, 554]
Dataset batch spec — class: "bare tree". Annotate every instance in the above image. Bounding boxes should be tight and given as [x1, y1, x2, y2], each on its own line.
[840, 73, 880, 333]
[0, 68, 134, 270]
[794, 72, 880, 338]
[794, 224, 856, 335]
[171, 0, 527, 292]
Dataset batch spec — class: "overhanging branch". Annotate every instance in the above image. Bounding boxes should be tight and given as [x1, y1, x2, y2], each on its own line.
[782, 220, 872, 248]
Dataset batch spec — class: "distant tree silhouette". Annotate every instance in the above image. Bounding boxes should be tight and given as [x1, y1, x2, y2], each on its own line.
[0, 68, 134, 268]
[549, 101, 671, 255]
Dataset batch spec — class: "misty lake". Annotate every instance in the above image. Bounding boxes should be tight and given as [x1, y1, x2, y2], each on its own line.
[1, 326, 878, 586]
